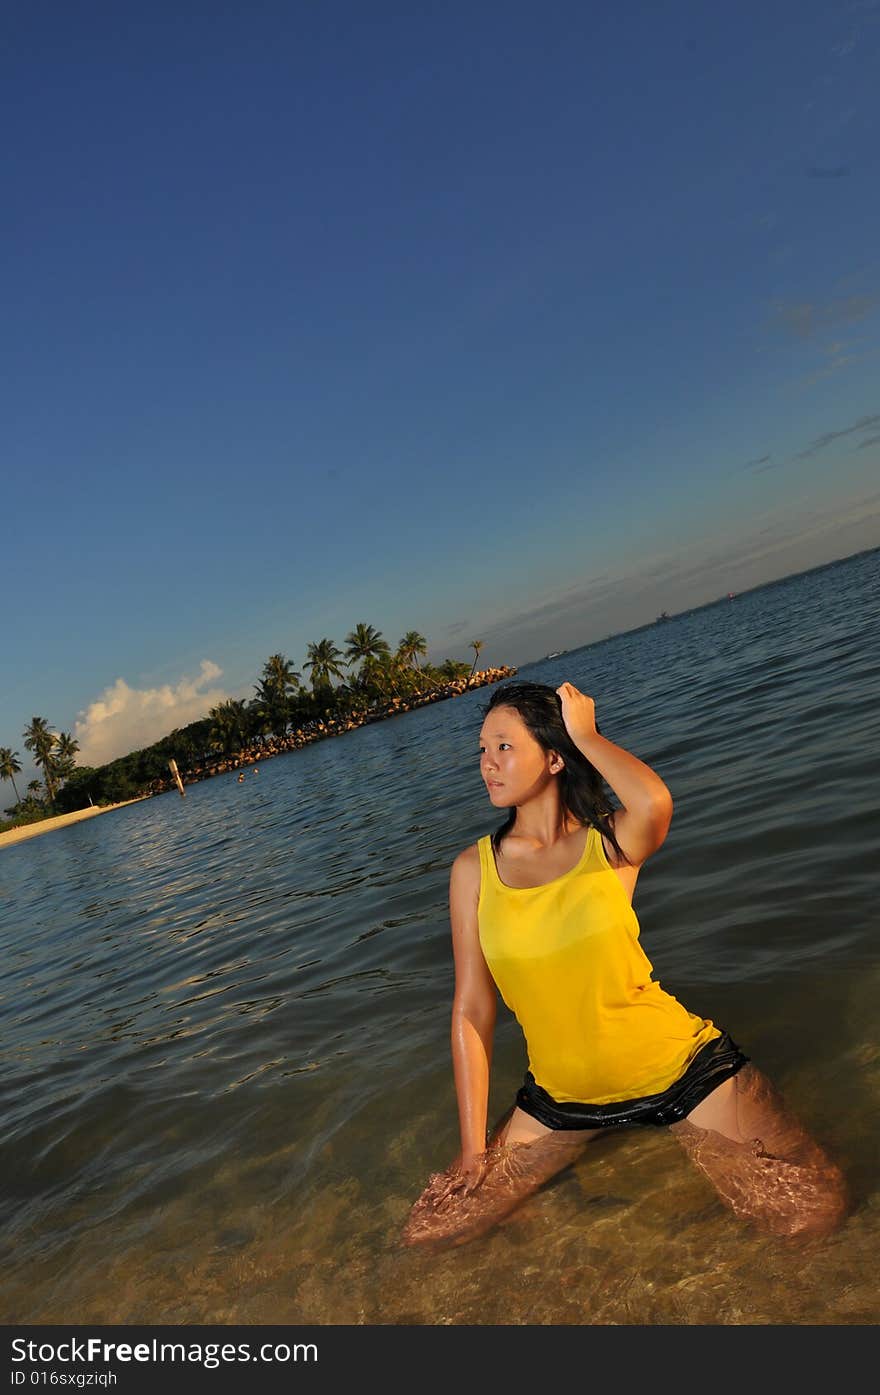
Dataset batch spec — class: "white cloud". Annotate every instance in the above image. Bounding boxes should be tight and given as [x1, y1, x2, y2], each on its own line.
[74, 660, 229, 766]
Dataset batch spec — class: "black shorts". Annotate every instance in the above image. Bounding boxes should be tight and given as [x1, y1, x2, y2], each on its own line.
[515, 1030, 750, 1130]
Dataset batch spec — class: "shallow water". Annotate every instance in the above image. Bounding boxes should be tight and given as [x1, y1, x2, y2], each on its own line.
[1, 546, 878, 1324]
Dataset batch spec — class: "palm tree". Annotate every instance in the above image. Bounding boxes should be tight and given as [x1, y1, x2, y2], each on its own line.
[209, 699, 251, 756]
[252, 678, 283, 741]
[14, 778, 45, 816]
[344, 622, 391, 687]
[23, 716, 59, 809]
[344, 622, 391, 671]
[253, 653, 299, 741]
[0, 747, 23, 805]
[362, 649, 399, 698]
[262, 653, 301, 692]
[54, 732, 80, 784]
[303, 638, 347, 693]
[25, 779, 45, 810]
[398, 630, 428, 673]
[466, 639, 484, 687]
[245, 698, 273, 749]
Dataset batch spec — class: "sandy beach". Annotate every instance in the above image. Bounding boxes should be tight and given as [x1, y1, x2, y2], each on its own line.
[0, 797, 148, 849]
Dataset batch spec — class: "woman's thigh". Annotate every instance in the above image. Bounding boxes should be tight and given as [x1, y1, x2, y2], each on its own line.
[683, 1074, 746, 1141]
[491, 1104, 560, 1147]
[670, 1063, 848, 1237]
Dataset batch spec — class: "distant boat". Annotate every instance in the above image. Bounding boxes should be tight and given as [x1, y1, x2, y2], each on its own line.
[655, 612, 670, 623]
[545, 649, 567, 659]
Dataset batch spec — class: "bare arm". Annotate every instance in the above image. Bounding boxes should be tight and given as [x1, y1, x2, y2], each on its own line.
[556, 682, 673, 866]
[449, 844, 497, 1182]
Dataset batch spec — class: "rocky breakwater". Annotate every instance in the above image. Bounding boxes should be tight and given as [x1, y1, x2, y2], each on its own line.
[158, 666, 518, 792]
[356, 665, 517, 726]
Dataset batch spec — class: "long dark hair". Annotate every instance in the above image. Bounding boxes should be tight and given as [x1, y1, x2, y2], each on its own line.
[481, 680, 630, 864]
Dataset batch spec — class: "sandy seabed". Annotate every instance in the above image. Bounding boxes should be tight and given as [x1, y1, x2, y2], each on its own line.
[0, 797, 148, 849]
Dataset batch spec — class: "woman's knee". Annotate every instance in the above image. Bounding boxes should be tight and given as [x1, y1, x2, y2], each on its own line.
[672, 1063, 848, 1235]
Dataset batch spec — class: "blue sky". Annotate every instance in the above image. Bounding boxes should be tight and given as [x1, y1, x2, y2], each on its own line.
[4, 0, 880, 782]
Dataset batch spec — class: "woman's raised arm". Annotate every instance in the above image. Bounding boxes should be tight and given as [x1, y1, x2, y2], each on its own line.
[556, 682, 674, 866]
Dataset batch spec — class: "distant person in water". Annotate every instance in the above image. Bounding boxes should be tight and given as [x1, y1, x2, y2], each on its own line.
[402, 681, 847, 1248]
[237, 772, 245, 784]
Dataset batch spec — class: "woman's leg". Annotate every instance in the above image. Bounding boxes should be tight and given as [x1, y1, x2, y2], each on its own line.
[669, 1063, 848, 1237]
[401, 1105, 598, 1249]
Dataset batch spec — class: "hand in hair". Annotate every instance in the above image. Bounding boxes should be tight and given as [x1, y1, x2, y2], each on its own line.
[555, 682, 598, 746]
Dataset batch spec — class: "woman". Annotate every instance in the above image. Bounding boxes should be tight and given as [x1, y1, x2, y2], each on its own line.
[402, 680, 847, 1247]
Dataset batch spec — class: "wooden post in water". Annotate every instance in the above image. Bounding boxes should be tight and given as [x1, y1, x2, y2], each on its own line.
[168, 758, 185, 798]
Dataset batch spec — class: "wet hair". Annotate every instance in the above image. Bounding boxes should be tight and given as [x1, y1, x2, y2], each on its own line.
[480, 680, 630, 864]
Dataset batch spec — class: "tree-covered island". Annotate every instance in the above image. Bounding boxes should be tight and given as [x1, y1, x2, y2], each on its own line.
[2, 627, 514, 834]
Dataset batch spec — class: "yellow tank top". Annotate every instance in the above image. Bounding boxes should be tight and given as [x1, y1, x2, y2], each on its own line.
[477, 824, 719, 1104]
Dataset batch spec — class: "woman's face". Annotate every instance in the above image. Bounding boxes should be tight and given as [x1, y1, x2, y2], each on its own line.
[478, 705, 558, 806]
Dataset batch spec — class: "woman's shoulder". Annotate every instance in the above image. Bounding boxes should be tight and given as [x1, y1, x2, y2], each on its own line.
[449, 841, 483, 906]
[451, 839, 483, 873]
